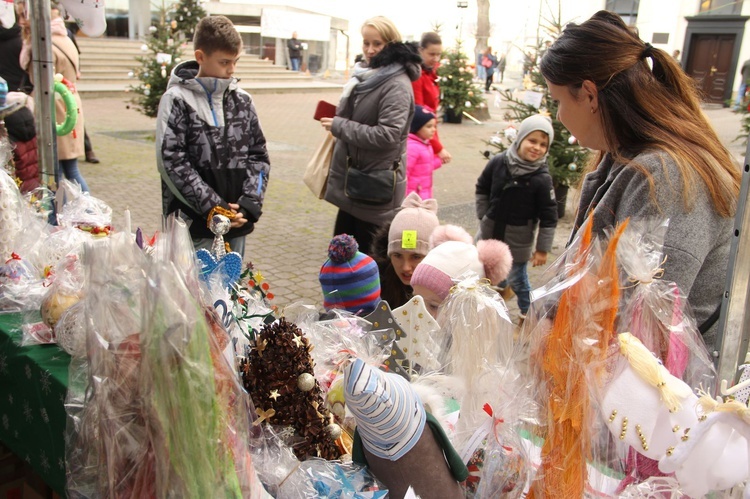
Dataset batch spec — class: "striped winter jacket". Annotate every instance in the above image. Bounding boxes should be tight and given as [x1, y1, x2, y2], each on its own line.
[156, 60, 271, 239]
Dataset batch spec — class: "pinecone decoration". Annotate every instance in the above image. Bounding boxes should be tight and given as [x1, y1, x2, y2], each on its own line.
[240, 318, 341, 461]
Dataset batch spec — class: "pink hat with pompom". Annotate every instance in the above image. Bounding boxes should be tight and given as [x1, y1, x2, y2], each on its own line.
[410, 225, 512, 301]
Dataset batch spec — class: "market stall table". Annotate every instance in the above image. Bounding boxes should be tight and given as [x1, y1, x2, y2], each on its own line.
[0, 312, 70, 496]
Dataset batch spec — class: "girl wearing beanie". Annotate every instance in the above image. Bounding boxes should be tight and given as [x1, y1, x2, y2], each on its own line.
[475, 114, 558, 322]
[406, 105, 442, 198]
[319, 234, 381, 315]
[410, 225, 512, 318]
[370, 192, 440, 309]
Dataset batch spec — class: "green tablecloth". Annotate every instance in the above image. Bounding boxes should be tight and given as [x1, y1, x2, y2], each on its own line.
[0, 312, 70, 495]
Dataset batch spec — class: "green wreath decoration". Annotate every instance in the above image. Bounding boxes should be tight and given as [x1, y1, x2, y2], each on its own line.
[54, 79, 78, 136]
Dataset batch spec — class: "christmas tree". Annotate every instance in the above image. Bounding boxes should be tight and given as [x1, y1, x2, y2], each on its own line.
[483, 16, 589, 188]
[240, 318, 342, 461]
[437, 40, 486, 123]
[172, 0, 206, 40]
[128, 4, 184, 118]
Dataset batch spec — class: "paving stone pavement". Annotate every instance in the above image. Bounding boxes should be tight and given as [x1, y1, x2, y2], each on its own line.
[78, 76, 746, 320]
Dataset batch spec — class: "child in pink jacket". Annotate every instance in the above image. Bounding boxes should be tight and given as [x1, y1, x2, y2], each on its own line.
[406, 105, 443, 198]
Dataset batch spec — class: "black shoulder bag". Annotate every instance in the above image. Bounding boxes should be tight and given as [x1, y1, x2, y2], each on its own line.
[344, 155, 399, 205]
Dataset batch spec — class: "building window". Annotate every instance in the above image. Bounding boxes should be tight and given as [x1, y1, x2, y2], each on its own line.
[606, 0, 640, 26]
[699, 0, 742, 15]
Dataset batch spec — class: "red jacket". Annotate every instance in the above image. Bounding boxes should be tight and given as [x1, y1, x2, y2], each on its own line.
[12, 137, 40, 194]
[411, 67, 444, 154]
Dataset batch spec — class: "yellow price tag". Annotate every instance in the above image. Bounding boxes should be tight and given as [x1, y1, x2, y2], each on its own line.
[402, 230, 417, 250]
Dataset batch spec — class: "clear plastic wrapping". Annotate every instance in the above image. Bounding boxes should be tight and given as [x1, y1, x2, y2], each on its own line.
[142, 216, 263, 497]
[0, 158, 27, 259]
[65, 216, 266, 498]
[615, 219, 715, 389]
[55, 179, 113, 231]
[526, 218, 626, 498]
[277, 458, 387, 498]
[434, 274, 519, 450]
[65, 230, 152, 498]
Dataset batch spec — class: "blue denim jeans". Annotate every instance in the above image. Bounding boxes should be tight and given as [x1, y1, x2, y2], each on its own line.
[500, 261, 531, 314]
[290, 57, 301, 71]
[736, 81, 748, 109]
[60, 158, 90, 193]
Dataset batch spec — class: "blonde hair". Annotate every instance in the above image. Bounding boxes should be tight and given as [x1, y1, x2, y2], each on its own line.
[362, 16, 401, 44]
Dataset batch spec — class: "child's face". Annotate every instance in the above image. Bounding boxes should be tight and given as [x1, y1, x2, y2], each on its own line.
[390, 250, 426, 286]
[517, 130, 550, 163]
[419, 43, 442, 69]
[416, 118, 437, 141]
[196, 49, 241, 79]
[411, 284, 442, 318]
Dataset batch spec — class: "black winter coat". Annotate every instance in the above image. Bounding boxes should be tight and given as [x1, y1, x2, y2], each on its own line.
[475, 151, 558, 262]
[0, 24, 27, 92]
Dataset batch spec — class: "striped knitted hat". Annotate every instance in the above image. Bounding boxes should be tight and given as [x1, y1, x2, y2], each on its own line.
[319, 234, 381, 315]
[344, 358, 426, 461]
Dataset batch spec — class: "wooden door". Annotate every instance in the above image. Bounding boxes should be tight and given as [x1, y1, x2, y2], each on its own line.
[686, 34, 735, 103]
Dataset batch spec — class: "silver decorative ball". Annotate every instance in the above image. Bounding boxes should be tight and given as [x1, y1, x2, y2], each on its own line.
[568, 136, 577, 145]
[297, 372, 315, 392]
[327, 423, 342, 440]
[568, 163, 577, 171]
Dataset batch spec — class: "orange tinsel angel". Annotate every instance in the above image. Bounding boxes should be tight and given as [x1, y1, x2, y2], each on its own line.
[529, 217, 629, 498]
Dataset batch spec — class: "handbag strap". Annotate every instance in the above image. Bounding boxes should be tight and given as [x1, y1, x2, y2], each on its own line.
[52, 42, 79, 76]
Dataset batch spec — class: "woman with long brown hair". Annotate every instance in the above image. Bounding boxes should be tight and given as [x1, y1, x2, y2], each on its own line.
[540, 10, 741, 352]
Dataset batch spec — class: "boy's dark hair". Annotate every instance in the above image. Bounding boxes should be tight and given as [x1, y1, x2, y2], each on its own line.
[194, 15, 242, 55]
[420, 32, 442, 49]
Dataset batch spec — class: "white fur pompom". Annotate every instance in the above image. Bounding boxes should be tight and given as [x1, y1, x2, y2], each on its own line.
[429, 224, 473, 249]
[477, 239, 513, 285]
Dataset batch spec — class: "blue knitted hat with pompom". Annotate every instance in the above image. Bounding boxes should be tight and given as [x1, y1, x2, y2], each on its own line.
[319, 234, 381, 315]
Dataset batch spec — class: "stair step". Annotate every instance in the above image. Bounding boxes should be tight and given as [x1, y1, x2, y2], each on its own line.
[78, 80, 343, 95]
[73, 37, 324, 95]
[79, 74, 313, 85]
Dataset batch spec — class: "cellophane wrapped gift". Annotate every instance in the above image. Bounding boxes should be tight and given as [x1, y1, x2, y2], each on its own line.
[603, 219, 715, 492]
[142, 215, 266, 497]
[55, 178, 112, 234]
[20, 253, 85, 346]
[302, 310, 392, 445]
[433, 274, 519, 452]
[430, 274, 533, 497]
[65, 216, 267, 498]
[525, 218, 629, 498]
[615, 219, 714, 389]
[0, 166, 49, 312]
[65, 230, 152, 498]
[0, 155, 27, 259]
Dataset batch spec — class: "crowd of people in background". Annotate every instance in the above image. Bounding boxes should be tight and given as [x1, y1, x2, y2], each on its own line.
[313, 10, 739, 350]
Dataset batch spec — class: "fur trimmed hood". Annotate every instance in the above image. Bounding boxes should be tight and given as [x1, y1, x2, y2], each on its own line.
[370, 41, 422, 82]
